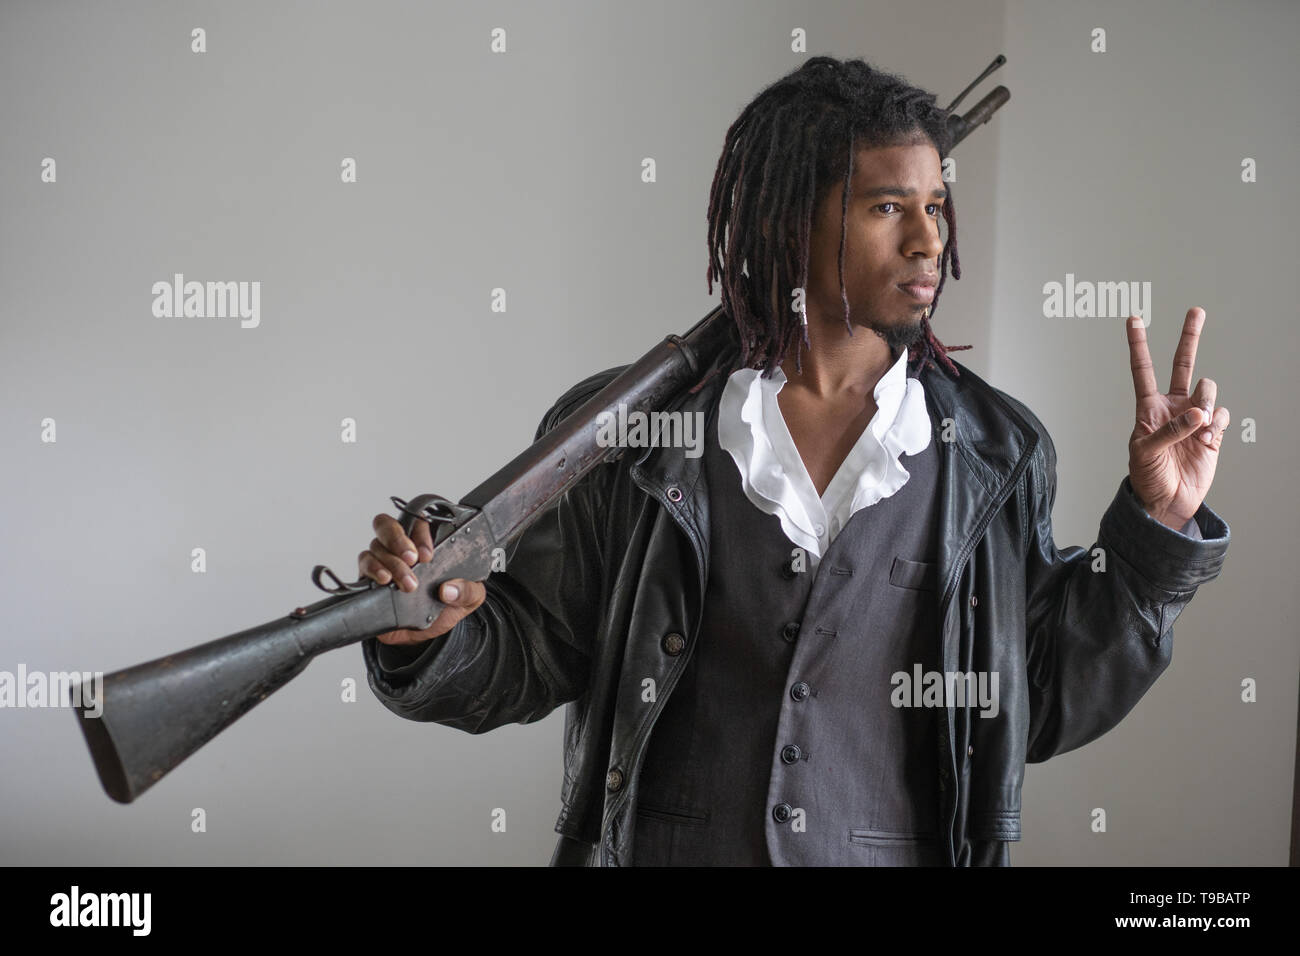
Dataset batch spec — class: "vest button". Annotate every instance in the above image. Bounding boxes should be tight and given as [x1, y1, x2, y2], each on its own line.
[968, 745, 974, 757]
[666, 486, 683, 503]
[970, 595, 978, 607]
[782, 621, 801, 642]
[779, 560, 797, 580]
[606, 768, 624, 792]
[791, 681, 810, 701]
[772, 803, 792, 823]
[661, 631, 686, 656]
[780, 744, 802, 764]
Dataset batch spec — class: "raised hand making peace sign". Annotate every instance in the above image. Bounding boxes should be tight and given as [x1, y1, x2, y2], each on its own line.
[1127, 307, 1229, 531]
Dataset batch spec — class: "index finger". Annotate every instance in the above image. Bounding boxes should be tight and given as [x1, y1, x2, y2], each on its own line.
[1168, 307, 1205, 398]
[1126, 314, 1159, 408]
[372, 513, 422, 561]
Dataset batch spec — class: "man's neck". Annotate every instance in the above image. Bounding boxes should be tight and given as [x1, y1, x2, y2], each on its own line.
[778, 320, 898, 401]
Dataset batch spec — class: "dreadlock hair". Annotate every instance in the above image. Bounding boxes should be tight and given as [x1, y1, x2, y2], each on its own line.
[706, 56, 972, 380]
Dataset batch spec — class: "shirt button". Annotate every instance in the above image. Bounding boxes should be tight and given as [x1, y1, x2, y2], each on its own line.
[666, 486, 683, 503]
[782, 621, 801, 642]
[661, 631, 686, 656]
[606, 768, 624, 792]
[772, 803, 792, 823]
[781, 744, 802, 764]
[791, 681, 810, 701]
[813, 523, 825, 536]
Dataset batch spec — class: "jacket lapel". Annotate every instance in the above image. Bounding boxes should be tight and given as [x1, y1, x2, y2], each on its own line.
[627, 372, 719, 618]
[919, 360, 1039, 616]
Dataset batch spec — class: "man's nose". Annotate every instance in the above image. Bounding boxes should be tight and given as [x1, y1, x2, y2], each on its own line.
[903, 213, 945, 260]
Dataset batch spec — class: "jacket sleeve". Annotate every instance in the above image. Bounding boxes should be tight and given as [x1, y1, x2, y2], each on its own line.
[358, 375, 619, 734]
[1019, 419, 1230, 763]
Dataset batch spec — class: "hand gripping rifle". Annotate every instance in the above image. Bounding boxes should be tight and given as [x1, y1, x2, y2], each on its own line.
[76, 57, 1009, 803]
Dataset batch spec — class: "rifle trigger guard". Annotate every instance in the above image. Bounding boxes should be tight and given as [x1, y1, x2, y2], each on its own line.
[310, 564, 373, 595]
[307, 495, 475, 596]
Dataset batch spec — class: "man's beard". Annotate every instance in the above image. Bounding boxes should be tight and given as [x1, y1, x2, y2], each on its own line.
[863, 308, 930, 357]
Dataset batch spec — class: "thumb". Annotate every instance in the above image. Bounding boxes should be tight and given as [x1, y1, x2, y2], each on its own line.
[419, 578, 488, 638]
[1143, 406, 1207, 453]
[439, 578, 486, 609]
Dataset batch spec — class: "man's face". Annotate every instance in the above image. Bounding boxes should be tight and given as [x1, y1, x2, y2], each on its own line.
[801, 141, 947, 355]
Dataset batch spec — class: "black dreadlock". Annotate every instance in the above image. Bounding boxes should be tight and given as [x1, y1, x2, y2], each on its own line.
[706, 56, 971, 380]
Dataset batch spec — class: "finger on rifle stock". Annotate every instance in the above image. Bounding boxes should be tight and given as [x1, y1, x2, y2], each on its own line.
[363, 539, 418, 590]
[373, 513, 419, 564]
[357, 549, 391, 585]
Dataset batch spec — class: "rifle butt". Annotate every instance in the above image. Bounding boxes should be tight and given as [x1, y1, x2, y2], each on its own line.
[76, 585, 394, 803]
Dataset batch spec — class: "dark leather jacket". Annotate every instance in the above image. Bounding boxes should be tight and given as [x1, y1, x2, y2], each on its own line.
[362, 343, 1230, 866]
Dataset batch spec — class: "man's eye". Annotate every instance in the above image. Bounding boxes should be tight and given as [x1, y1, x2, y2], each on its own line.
[876, 202, 943, 217]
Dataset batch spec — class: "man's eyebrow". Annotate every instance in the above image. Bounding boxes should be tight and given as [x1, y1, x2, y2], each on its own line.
[858, 185, 949, 200]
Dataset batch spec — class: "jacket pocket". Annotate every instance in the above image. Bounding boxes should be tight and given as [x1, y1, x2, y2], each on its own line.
[848, 828, 943, 866]
[636, 803, 709, 828]
[848, 827, 940, 846]
[889, 556, 938, 592]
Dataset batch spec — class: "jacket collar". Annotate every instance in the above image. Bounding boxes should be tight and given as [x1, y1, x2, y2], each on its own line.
[631, 346, 1039, 501]
[629, 344, 1041, 613]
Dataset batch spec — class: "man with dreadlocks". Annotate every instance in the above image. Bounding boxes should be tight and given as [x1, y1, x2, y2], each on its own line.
[358, 57, 1230, 866]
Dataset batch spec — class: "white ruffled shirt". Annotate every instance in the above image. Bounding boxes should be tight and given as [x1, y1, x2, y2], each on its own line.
[717, 346, 933, 566]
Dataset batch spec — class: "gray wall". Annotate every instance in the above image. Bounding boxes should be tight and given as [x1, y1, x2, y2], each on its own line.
[0, 0, 1289, 865]
[988, 0, 1298, 865]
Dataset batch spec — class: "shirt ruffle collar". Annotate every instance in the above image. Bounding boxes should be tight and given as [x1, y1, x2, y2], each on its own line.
[717, 346, 932, 559]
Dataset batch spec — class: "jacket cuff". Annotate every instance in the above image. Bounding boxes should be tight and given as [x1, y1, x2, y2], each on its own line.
[1099, 475, 1230, 592]
[372, 638, 439, 675]
[362, 616, 471, 693]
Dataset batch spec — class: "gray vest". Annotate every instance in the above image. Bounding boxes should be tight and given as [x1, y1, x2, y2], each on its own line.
[632, 401, 944, 865]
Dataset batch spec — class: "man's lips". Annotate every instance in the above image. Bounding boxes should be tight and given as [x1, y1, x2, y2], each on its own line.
[897, 278, 937, 303]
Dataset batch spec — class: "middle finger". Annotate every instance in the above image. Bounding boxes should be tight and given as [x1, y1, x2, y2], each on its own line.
[364, 540, 419, 590]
